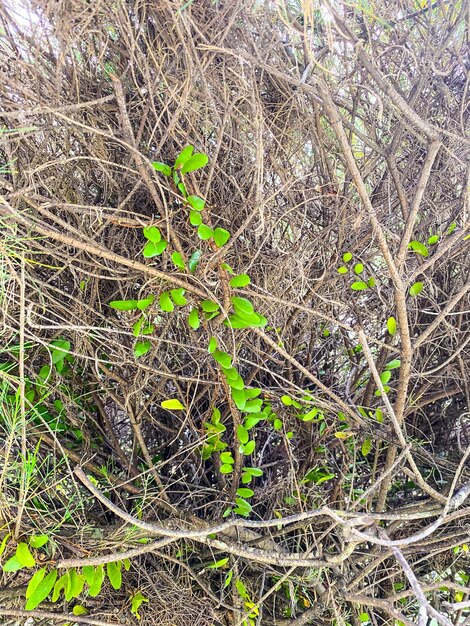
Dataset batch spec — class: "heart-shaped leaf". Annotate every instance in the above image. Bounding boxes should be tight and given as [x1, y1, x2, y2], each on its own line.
[143, 226, 161, 243]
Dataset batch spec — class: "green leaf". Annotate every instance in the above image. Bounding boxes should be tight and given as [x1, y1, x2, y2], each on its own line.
[143, 226, 161, 243]
[231, 388, 246, 410]
[201, 300, 220, 313]
[188, 249, 202, 272]
[220, 464, 234, 474]
[181, 153, 209, 174]
[208, 337, 217, 353]
[408, 240, 429, 257]
[273, 418, 283, 430]
[174, 145, 194, 169]
[361, 438, 372, 457]
[177, 182, 188, 197]
[16, 543, 36, 568]
[28, 535, 48, 549]
[222, 366, 239, 381]
[143, 239, 168, 258]
[380, 370, 392, 385]
[343, 252, 353, 263]
[367, 277, 375, 287]
[220, 451, 234, 464]
[375, 385, 390, 397]
[236, 487, 254, 498]
[231, 296, 254, 315]
[3, 555, 23, 572]
[245, 415, 265, 429]
[387, 316, 397, 336]
[37, 365, 51, 385]
[243, 399, 263, 413]
[106, 561, 122, 590]
[224, 568, 233, 588]
[159, 292, 174, 312]
[213, 228, 230, 247]
[170, 288, 187, 306]
[244, 388, 262, 399]
[189, 210, 203, 226]
[188, 308, 200, 330]
[50, 340, 71, 364]
[197, 224, 213, 240]
[409, 281, 424, 296]
[132, 316, 144, 337]
[234, 497, 252, 516]
[447, 221, 457, 234]
[73, 605, 88, 616]
[428, 235, 439, 245]
[187, 195, 205, 211]
[82, 566, 95, 586]
[213, 350, 232, 368]
[26, 568, 46, 598]
[351, 281, 368, 291]
[242, 467, 263, 477]
[88, 566, 105, 598]
[131, 591, 149, 619]
[237, 425, 249, 444]
[354, 263, 364, 274]
[110, 299, 139, 311]
[235, 579, 249, 599]
[207, 558, 229, 569]
[230, 274, 251, 288]
[152, 162, 171, 177]
[242, 440, 255, 455]
[65, 568, 84, 601]
[337, 266, 348, 274]
[161, 399, 185, 410]
[25, 569, 58, 610]
[225, 313, 267, 328]
[52, 572, 68, 602]
[301, 408, 322, 422]
[136, 295, 154, 311]
[134, 340, 151, 358]
[385, 359, 401, 370]
[134, 319, 154, 337]
[171, 251, 185, 270]
[228, 374, 244, 390]
[0, 533, 10, 558]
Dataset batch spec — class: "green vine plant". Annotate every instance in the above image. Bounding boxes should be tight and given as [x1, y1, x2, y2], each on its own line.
[109, 146, 272, 520]
[107, 146, 344, 522]
[0, 531, 147, 617]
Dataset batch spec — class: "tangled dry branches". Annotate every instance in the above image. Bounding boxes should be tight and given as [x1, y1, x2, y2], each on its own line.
[0, 1, 469, 625]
